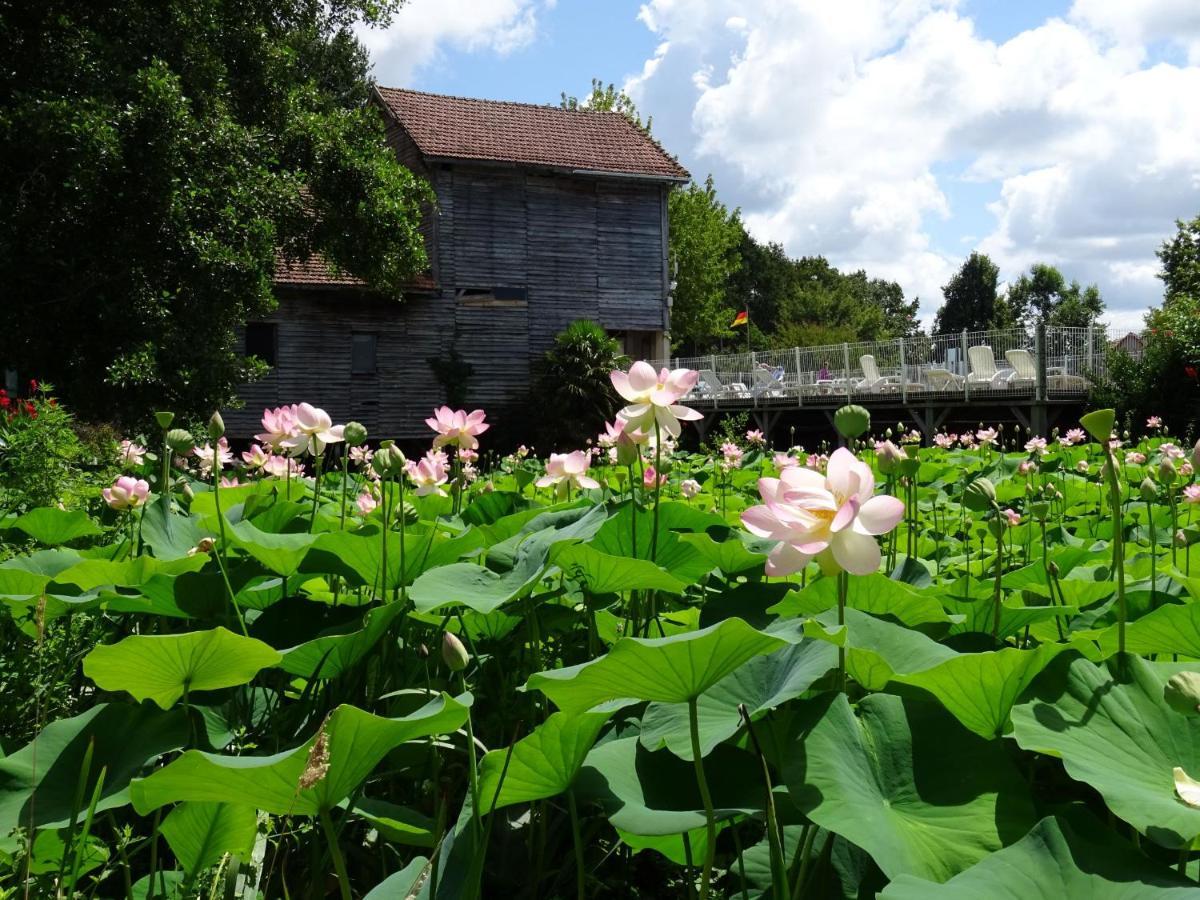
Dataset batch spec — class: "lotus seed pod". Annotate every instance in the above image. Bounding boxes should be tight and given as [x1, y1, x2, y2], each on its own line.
[834, 404, 871, 440]
[372, 442, 406, 478]
[344, 421, 368, 447]
[442, 632, 470, 672]
[154, 411, 175, 430]
[1140, 477, 1159, 502]
[166, 428, 195, 454]
[1030, 500, 1050, 520]
[207, 411, 225, 440]
[1165, 671, 1200, 716]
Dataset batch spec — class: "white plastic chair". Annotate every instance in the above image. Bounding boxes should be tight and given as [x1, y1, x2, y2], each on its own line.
[967, 346, 1010, 388]
[698, 368, 747, 398]
[1004, 348, 1087, 392]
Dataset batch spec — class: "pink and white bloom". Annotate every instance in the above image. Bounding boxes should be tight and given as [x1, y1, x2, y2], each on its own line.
[1180, 462, 1194, 478]
[103, 476, 150, 511]
[746, 429, 766, 445]
[1065, 428, 1087, 445]
[1018, 460, 1038, 476]
[536, 450, 600, 498]
[774, 452, 798, 470]
[1076, 459, 1091, 473]
[405, 453, 450, 497]
[610, 362, 702, 438]
[721, 442, 744, 467]
[355, 492, 378, 516]
[1147, 416, 1163, 430]
[959, 433, 977, 449]
[194, 438, 233, 476]
[219, 476, 240, 488]
[643, 465, 667, 489]
[1003, 508, 1021, 527]
[256, 405, 298, 451]
[1183, 484, 1200, 505]
[284, 403, 344, 457]
[349, 445, 373, 466]
[242, 443, 271, 471]
[426, 406, 490, 451]
[458, 447, 479, 463]
[806, 453, 828, 471]
[680, 478, 701, 499]
[976, 427, 998, 446]
[263, 455, 291, 479]
[117, 440, 146, 467]
[933, 433, 955, 449]
[1161, 443, 1187, 461]
[741, 447, 905, 576]
[1025, 437, 1048, 456]
[1125, 451, 1147, 465]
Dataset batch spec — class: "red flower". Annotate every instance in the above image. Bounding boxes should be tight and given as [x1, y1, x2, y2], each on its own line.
[1187, 366, 1198, 380]
[49, 398, 57, 407]
[28, 379, 38, 392]
[0, 396, 8, 409]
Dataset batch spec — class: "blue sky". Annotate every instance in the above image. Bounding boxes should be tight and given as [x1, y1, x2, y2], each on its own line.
[365, 1, 1200, 329]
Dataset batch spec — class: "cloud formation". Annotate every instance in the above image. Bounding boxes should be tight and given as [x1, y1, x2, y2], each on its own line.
[626, 0, 1200, 331]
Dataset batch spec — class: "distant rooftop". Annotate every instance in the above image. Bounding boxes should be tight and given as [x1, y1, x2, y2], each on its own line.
[376, 87, 690, 182]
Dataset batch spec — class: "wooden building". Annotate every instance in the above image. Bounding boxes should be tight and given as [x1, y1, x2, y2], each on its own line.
[224, 88, 689, 440]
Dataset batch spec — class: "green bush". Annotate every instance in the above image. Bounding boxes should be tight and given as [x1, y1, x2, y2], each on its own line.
[533, 320, 629, 449]
[0, 383, 99, 513]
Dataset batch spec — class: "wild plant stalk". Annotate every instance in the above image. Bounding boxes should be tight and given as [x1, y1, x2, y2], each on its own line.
[319, 808, 352, 900]
[739, 705, 787, 899]
[210, 457, 248, 637]
[1099, 446, 1129, 659]
[688, 697, 717, 900]
[567, 789, 586, 900]
[836, 570, 849, 692]
[308, 452, 324, 532]
[339, 449, 350, 530]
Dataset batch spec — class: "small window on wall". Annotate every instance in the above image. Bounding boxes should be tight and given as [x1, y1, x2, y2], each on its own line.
[245, 322, 278, 367]
[352, 333, 378, 375]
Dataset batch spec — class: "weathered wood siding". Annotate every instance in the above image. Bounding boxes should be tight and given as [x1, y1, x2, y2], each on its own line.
[228, 151, 672, 440]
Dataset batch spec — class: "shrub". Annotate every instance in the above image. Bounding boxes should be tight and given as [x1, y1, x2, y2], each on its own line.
[532, 320, 629, 449]
[0, 382, 95, 513]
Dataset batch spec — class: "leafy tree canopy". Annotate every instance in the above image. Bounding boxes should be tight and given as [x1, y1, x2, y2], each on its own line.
[0, 0, 431, 423]
[1006, 263, 1105, 329]
[933, 252, 1010, 334]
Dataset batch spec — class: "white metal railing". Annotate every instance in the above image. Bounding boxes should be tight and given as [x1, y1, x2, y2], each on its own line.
[649, 324, 1140, 406]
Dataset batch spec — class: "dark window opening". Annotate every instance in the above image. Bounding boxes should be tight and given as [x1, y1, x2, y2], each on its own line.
[352, 333, 378, 375]
[456, 286, 528, 305]
[493, 286, 527, 301]
[245, 322, 278, 367]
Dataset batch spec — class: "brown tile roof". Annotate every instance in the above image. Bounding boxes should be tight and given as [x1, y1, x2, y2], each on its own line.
[376, 87, 690, 182]
[274, 253, 435, 292]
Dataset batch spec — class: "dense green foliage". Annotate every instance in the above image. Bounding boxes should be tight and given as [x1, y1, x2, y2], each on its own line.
[533, 320, 628, 450]
[1007, 263, 1105, 329]
[0, 0, 430, 424]
[2, 391, 1200, 896]
[934, 251, 1009, 333]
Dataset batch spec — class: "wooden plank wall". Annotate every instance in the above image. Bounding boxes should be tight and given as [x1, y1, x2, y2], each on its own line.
[227, 158, 671, 441]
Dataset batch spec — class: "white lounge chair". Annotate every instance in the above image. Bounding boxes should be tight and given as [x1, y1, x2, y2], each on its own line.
[924, 368, 965, 391]
[967, 345, 1011, 389]
[856, 355, 924, 394]
[697, 368, 748, 398]
[751, 367, 786, 397]
[1005, 348, 1088, 392]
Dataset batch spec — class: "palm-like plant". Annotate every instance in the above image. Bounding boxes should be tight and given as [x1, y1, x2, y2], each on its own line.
[534, 320, 630, 449]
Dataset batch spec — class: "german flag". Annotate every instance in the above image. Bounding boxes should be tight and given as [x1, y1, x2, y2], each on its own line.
[730, 310, 748, 328]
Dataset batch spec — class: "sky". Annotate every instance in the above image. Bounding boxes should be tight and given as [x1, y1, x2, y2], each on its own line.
[360, 0, 1200, 333]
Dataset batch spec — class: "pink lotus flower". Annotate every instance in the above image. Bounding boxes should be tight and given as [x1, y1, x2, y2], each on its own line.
[959, 434, 977, 449]
[746, 429, 765, 445]
[405, 453, 450, 497]
[1180, 462, 1194, 478]
[256, 405, 298, 451]
[263, 455, 291, 479]
[721, 442, 744, 466]
[643, 465, 668, 489]
[1147, 416, 1163, 430]
[1025, 437, 1048, 456]
[1183, 484, 1200, 505]
[1125, 451, 1147, 465]
[1018, 461, 1037, 475]
[1076, 459, 1091, 473]
[742, 448, 904, 576]
[426, 406, 490, 451]
[242, 443, 270, 471]
[457, 448, 479, 463]
[536, 451, 600, 498]
[610, 362, 702, 438]
[220, 476, 240, 488]
[1065, 428, 1087, 444]
[934, 433, 955, 449]
[807, 453, 829, 471]
[774, 452, 798, 470]
[1003, 508, 1021, 527]
[117, 439, 146, 467]
[1161, 443, 1187, 460]
[284, 403, 345, 457]
[349, 445, 373, 466]
[680, 478, 701, 499]
[516, 444, 530, 459]
[194, 438, 233, 476]
[976, 428, 998, 446]
[103, 476, 150, 511]
[356, 492, 378, 516]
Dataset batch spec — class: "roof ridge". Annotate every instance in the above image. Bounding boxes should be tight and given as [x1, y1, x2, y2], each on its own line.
[375, 85, 627, 118]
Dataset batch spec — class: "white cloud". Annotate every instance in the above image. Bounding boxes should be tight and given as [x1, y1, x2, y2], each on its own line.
[626, 0, 1200, 325]
[359, 0, 543, 86]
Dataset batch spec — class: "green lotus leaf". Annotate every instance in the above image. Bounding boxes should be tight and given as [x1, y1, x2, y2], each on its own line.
[1011, 653, 1200, 848]
[130, 695, 470, 816]
[160, 801, 257, 876]
[84, 627, 282, 709]
[881, 812, 1198, 898]
[551, 542, 688, 594]
[783, 692, 1035, 883]
[278, 601, 406, 678]
[0, 704, 188, 830]
[525, 617, 800, 713]
[477, 709, 613, 809]
[13, 507, 101, 545]
[639, 641, 837, 759]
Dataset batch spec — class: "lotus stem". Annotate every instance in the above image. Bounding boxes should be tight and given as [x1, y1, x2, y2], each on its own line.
[568, 789, 586, 900]
[689, 697, 717, 899]
[319, 808, 352, 900]
[837, 570, 849, 692]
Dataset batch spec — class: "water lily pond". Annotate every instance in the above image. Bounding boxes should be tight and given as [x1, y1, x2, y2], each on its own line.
[2, 393, 1200, 898]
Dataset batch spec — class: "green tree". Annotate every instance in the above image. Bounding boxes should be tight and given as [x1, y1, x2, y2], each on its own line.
[0, 0, 431, 424]
[1006, 263, 1104, 328]
[668, 177, 745, 352]
[560, 78, 651, 133]
[533, 320, 629, 449]
[934, 252, 1007, 334]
